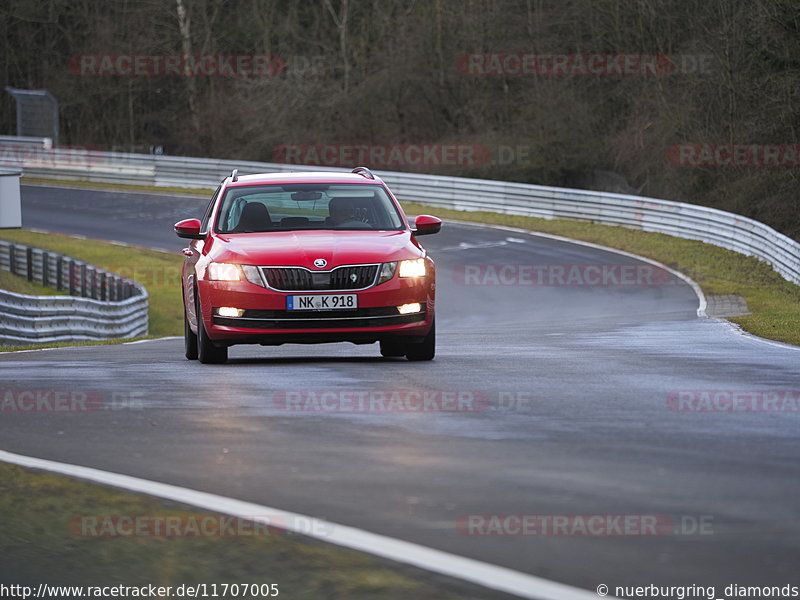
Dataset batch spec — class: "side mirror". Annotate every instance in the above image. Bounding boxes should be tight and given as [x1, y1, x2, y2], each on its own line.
[174, 218, 204, 239]
[412, 215, 442, 236]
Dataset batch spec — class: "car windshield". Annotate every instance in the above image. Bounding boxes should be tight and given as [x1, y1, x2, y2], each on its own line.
[215, 183, 405, 233]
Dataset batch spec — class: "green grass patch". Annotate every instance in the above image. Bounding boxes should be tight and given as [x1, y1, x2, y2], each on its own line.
[0, 229, 184, 350]
[22, 177, 211, 197]
[403, 202, 800, 346]
[0, 463, 508, 599]
[0, 269, 66, 296]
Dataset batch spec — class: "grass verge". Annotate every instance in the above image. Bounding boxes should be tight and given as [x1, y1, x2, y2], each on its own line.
[0, 269, 65, 296]
[0, 463, 510, 599]
[22, 176, 211, 197]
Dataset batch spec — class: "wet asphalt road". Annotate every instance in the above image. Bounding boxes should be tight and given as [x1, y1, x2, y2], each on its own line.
[1, 185, 799, 593]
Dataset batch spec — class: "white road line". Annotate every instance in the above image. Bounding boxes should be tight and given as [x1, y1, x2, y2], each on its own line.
[123, 336, 181, 345]
[0, 449, 606, 600]
[1, 337, 180, 354]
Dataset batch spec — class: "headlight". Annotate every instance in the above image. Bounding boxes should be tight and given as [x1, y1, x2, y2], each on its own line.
[207, 262, 242, 281]
[398, 258, 426, 278]
[378, 262, 397, 284]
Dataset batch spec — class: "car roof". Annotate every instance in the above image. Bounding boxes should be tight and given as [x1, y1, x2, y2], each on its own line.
[226, 171, 384, 186]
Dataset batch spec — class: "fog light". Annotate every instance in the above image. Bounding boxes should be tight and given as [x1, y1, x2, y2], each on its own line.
[216, 307, 244, 318]
[397, 303, 421, 314]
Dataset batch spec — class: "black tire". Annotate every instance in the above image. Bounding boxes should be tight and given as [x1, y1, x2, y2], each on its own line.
[380, 338, 407, 357]
[405, 319, 435, 361]
[196, 298, 228, 364]
[184, 306, 198, 360]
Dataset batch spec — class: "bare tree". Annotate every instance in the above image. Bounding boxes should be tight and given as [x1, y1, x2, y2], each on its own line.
[322, 0, 350, 93]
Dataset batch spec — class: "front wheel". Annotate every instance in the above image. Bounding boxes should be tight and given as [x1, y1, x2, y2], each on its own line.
[196, 299, 228, 364]
[405, 320, 435, 361]
[184, 306, 198, 360]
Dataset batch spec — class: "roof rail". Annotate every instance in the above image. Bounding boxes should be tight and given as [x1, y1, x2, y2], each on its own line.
[230, 169, 239, 182]
[352, 166, 375, 180]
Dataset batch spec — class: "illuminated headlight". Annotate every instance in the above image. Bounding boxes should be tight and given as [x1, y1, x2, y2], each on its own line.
[398, 258, 426, 278]
[207, 262, 242, 281]
[215, 307, 245, 318]
[397, 303, 422, 314]
[378, 262, 397, 284]
[241, 265, 265, 287]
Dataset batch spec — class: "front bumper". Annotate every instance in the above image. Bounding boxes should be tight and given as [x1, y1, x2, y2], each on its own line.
[214, 304, 427, 329]
[197, 274, 434, 346]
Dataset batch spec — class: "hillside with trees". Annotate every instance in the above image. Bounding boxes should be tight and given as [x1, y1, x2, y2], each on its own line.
[2, 0, 798, 238]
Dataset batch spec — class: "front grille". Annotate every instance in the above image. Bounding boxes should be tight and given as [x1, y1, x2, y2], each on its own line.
[262, 265, 379, 291]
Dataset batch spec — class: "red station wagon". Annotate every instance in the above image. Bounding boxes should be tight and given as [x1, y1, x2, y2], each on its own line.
[175, 167, 441, 364]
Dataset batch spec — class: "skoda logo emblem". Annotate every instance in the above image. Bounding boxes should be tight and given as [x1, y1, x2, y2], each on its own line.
[314, 258, 327, 269]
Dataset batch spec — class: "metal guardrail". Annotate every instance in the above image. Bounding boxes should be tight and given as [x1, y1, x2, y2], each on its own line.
[0, 240, 148, 345]
[0, 135, 51, 149]
[4, 145, 799, 286]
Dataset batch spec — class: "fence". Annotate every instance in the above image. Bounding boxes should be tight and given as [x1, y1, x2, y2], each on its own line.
[0, 239, 148, 344]
[2, 145, 798, 286]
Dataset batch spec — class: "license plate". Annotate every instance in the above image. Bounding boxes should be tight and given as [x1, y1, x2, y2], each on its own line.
[287, 294, 358, 310]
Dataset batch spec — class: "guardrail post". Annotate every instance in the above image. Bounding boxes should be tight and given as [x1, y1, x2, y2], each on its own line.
[9, 244, 16, 275]
[42, 252, 49, 287]
[26, 247, 33, 281]
[68, 260, 76, 295]
[56, 256, 63, 291]
[80, 264, 87, 297]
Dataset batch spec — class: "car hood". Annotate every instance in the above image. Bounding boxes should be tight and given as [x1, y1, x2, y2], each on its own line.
[210, 230, 421, 268]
